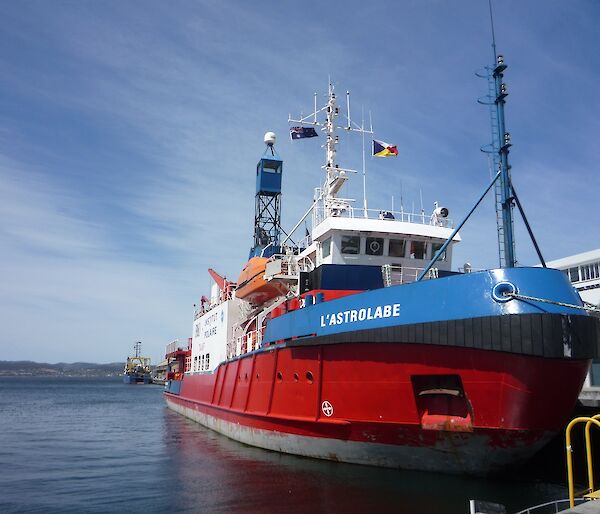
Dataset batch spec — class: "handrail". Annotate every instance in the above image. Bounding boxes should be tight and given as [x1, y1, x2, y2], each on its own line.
[382, 264, 437, 287]
[585, 414, 600, 495]
[513, 497, 588, 514]
[312, 203, 453, 228]
[565, 415, 600, 508]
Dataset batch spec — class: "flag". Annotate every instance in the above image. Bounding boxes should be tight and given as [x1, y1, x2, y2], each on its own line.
[372, 139, 398, 157]
[290, 126, 319, 140]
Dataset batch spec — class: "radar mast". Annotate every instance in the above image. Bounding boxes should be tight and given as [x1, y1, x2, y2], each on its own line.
[289, 81, 373, 221]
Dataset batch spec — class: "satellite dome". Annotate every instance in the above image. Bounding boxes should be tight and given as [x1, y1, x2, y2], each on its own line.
[264, 132, 276, 146]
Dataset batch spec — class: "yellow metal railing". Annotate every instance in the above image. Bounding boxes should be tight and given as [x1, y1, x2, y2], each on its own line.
[565, 414, 600, 508]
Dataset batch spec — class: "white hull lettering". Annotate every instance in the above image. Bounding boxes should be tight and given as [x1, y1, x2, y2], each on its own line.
[319, 303, 401, 329]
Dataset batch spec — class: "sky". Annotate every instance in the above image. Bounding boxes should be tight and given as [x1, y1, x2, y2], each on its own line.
[1, 0, 598, 364]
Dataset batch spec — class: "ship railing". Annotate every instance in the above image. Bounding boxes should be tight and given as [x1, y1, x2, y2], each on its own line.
[235, 327, 263, 357]
[194, 297, 228, 320]
[268, 254, 314, 276]
[382, 264, 439, 287]
[312, 202, 453, 228]
[512, 498, 589, 514]
[166, 340, 185, 354]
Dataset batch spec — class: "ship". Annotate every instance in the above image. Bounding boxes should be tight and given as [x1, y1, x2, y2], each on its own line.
[163, 55, 600, 475]
[123, 341, 152, 384]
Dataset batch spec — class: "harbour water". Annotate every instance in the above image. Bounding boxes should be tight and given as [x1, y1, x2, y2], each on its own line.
[0, 376, 571, 513]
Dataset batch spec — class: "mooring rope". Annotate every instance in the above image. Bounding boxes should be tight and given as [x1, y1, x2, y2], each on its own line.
[504, 292, 600, 314]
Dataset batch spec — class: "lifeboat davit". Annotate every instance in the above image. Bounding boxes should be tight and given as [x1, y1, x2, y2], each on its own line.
[236, 257, 287, 305]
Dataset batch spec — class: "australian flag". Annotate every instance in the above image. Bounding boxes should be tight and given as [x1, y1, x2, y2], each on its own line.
[290, 126, 318, 140]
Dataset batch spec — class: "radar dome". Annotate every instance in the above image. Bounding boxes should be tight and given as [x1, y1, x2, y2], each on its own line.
[264, 132, 276, 146]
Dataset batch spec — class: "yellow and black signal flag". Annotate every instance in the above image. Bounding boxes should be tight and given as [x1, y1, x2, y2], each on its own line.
[372, 139, 398, 157]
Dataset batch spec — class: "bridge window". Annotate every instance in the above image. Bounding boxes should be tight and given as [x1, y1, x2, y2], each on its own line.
[410, 240, 425, 260]
[366, 237, 384, 256]
[322, 237, 331, 258]
[341, 235, 360, 254]
[432, 242, 446, 261]
[389, 239, 406, 258]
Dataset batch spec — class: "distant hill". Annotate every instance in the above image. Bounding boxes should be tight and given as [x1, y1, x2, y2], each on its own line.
[0, 360, 124, 377]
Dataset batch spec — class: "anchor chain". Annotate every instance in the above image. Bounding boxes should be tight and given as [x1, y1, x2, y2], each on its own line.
[503, 292, 600, 314]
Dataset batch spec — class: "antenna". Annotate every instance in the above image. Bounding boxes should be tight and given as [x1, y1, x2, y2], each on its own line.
[488, 0, 498, 62]
[346, 91, 351, 130]
[400, 181, 404, 218]
[289, 80, 373, 221]
[361, 105, 368, 218]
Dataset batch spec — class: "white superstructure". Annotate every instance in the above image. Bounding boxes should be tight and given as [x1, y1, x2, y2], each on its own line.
[289, 82, 461, 278]
[191, 297, 245, 373]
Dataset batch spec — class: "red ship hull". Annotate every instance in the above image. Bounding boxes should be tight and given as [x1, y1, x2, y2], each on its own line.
[165, 342, 590, 475]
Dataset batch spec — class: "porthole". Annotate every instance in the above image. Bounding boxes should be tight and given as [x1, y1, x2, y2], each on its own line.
[244, 373, 248, 382]
[293, 373, 299, 382]
[276, 371, 283, 382]
[306, 371, 314, 384]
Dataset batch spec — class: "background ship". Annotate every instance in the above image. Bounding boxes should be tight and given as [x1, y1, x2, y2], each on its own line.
[123, 341, 152, 385]
[163, 53, 599, 475]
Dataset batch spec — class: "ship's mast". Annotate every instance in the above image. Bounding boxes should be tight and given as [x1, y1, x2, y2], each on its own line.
[423, 4, 548, 281]
[479, 0, 516, 268]
[289, 81, 373, 219]
[492, 55, 516, 268]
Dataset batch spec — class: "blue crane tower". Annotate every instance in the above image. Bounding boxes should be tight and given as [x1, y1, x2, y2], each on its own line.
[249, 132, 283, 259]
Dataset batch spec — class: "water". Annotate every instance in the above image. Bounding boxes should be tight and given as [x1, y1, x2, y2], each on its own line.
[0, 377, 570, 513]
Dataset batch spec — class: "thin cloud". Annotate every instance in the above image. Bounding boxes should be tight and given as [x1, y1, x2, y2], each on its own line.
[0, 0, 598, 363]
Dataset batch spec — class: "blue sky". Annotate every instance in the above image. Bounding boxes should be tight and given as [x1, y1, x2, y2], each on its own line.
[1, 0, 598, 363]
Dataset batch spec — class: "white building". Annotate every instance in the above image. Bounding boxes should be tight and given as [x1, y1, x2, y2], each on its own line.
[545, 249, 600, 308]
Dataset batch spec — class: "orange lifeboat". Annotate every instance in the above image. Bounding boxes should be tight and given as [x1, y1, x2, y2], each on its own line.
[236, 257, 287, 305]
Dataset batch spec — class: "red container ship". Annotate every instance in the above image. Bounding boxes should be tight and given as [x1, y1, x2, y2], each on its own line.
[164, 61, 599, 475]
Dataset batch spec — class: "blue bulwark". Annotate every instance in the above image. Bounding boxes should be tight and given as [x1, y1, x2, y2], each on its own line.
[263, 267, 589, 344]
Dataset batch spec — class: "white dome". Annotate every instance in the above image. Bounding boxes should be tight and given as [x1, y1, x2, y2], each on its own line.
[264, 132, 276, 146]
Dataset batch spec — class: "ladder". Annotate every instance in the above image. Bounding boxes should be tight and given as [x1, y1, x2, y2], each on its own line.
[478, 65, 505, 268]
